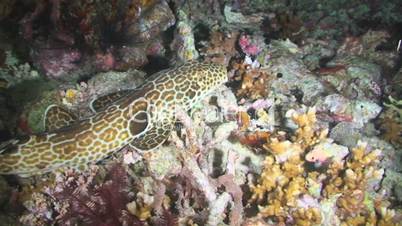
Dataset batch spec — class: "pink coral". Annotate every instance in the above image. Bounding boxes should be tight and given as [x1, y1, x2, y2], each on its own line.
[238, 35, 250, 49]
[47, 164, 143, 226]
[35, 48, 81, 80]
[146, 41, 165, 56]
[238, 34, 261, 56]
[95, 51, 116, 71]
[244, 45, 260, 56]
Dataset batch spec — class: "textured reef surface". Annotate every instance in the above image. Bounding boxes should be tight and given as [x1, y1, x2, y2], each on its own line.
[0, 0, 401, 225]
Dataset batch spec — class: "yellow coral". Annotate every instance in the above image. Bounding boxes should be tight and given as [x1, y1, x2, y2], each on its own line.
[341, 216, 367, 226]
[290, 107, 317, 128]
[288, 108, 328, 148]
[267, 138, 301, 155]
[284, 177, 306, 207]
[62, 88, 80, 106]
[282, 156, 303, 179]
[377, 207, 402, 226]
[127, 201, 152, 221]
[306, 172, 323, 198]
[292, 207, 322, 226]
[250, 108, 395, 225]
[258, 198, 286, 219]
[250, 156, 287, 201]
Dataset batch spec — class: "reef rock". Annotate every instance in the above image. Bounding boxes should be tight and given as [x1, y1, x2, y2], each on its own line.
[171, 10, 199, 62]
[267, 39, 326, 105]
[125, 1, 175, 42]
[32, 47, 84, 82]
[329, 122, 362, 148]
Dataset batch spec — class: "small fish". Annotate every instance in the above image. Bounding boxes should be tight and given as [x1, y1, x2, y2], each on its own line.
[305, 140, 349, 167]
[305, 151, 333, 168]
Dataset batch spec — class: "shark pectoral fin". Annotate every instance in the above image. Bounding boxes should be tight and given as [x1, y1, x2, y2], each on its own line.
[126, 97, 151, 138]
[129, 124, 172, 152]
[44, 105, 78, 131]
[129, 110, 149, 136]
[90, 89, 132, 113]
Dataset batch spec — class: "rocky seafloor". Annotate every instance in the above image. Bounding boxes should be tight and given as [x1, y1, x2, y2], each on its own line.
[0, 0, 401, 225]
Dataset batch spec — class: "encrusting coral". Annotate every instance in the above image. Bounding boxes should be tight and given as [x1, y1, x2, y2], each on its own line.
[199, 30, 238, 65]
[231, 59, 272, 100]
[250, 107, 401, 225]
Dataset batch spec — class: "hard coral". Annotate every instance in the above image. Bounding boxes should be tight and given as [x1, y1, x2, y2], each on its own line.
[238, 34, 263, 56]
[286, 108, 327, 149]
[231, 60, 271, 100]
[200, 30, 238, 65]
[171, 10, 199, 62]
[379, 96, 402, 146]
[250, 107, 397, 225]
[22, 0, 175, 81]
[34, 48, 81, 81]
[292, 207, 322, 226]
[20, 193, 54, 226]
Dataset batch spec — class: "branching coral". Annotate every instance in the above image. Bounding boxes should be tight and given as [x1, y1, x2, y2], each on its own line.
[250, 107, 399, 225]
[168, 107, 244, 225]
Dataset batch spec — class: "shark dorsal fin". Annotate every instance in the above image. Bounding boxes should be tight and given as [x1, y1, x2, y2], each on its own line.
[44, 105, 78, 131]
[90, 90, 132, 113]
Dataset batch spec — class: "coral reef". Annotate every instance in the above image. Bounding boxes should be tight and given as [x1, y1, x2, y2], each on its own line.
[19, 0, 175, 81]
[171, 10, 199, 62]
[33, 48, 82, 82]
[20, 164, 144, 226]
[0, 0, 401, 225]
[231, 59, 271, 100]
[199, 30, 238, 65]
[378, 96, 402, 146]
[0, 50, 40, 87]
[250, 108, 401, 225]
[243, 0, 402, 41]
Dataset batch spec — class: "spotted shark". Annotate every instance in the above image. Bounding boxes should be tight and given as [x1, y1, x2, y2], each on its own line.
[0, 61, 227, 176]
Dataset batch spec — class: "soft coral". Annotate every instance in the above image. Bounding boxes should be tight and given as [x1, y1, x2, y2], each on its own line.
[52, 164, 143, 226]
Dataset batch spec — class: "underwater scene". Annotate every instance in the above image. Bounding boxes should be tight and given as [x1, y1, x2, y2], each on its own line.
[0, 0, 401, 225]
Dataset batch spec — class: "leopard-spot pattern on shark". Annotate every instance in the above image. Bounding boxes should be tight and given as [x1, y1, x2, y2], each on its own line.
[0, 61, 227, 176]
